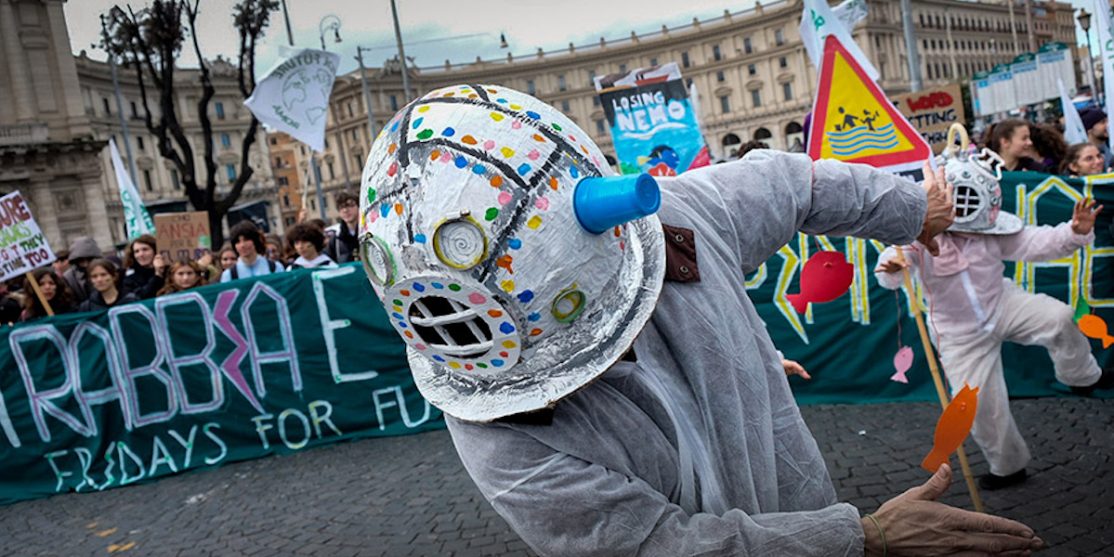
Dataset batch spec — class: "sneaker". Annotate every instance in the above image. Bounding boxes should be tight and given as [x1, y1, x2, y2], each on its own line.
[979, 469, 1028, 491]
[1071, 369, 1114, 396]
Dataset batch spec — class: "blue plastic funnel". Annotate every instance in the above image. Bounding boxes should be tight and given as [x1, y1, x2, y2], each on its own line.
[573, 173, 661, 234]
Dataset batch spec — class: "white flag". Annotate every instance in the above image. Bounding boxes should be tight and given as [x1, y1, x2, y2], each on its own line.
[1059, 79, 1087, 145]
[834, 0, 868, 30]
[244, 46, 340, 153]
[109, 138, 155, 239]
[1095, 0, 1114, 154]
[800, 0, 878, 79]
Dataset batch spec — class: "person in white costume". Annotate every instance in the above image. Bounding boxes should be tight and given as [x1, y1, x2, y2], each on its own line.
[876, 128, 1113, 491]
[359, 85, 1043, 555]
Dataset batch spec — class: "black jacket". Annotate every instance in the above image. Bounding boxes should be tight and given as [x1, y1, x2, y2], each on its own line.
[326, 221, 360, 264]
[79, 290, 139, 313]
[123, 265, 165, 300]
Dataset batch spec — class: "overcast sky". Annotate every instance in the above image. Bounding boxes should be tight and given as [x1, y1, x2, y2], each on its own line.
[65, 0, 768, 75]
[65, 0, 1095, 77]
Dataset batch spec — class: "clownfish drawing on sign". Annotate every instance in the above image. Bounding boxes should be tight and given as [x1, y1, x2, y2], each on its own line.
[640, 145, 680, 177]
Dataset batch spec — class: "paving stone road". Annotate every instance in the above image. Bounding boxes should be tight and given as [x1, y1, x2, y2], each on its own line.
[1, 397, 1111, 556]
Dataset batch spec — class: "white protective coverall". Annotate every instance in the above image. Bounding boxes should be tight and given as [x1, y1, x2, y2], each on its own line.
[446, 151, 929, 556]
[875, 228, 1100, 477]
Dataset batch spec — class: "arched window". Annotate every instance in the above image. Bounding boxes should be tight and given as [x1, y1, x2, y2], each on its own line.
[722, 133, 742, 158]
[784, 122, 804, 152]
[754, 127, 773, 141]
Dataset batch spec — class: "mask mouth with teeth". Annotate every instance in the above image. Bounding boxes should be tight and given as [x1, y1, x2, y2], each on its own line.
[938, 124, 1023, 236]
[358, 84, 666, 422]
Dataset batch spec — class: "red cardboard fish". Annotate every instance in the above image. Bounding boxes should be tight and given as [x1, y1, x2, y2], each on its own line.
[787, 251, 854, 314]
[921, 384, 980, 473]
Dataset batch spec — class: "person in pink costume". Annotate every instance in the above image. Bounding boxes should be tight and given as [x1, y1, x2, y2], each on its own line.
[875, 136, 1113, 491]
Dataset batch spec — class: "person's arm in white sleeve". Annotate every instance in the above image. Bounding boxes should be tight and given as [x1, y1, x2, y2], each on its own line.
[874, 245, 919, 290]
[993, 223, 1092, 262]
[994, 198, 1101, 261]
[447, 419, 864, 557]
[673, 152, 933, 273]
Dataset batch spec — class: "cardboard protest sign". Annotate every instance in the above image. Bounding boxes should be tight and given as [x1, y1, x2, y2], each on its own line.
[594, 63, 709, 176]
[0, 191, 56, 282]
[890, 84, 967, 154]
[154, 211, 212, 262]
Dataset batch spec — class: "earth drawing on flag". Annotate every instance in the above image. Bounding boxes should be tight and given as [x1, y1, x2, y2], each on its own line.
[281, 67, 333, 125]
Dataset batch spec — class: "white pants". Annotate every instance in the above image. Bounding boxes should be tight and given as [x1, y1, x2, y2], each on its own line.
[935, 282, 1101, 476]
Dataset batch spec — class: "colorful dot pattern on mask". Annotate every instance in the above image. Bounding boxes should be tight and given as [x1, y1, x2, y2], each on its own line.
[363, 84, 628, 370]
[388, 277, 522, 373]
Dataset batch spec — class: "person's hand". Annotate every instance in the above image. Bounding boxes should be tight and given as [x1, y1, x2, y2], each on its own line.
[917, 162, 954, 257]
[153, 254, 167, 276]
[196, 252, 214, 268]
[863, 464, 1043, 556]
[782, 359, 811, 380]
[1071, 198, 1103, 235]
[874, 259, 908, 275]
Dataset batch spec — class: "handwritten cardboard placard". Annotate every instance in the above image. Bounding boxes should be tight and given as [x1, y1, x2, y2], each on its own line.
[0, 191, 56, 282]
[890, 84, 967, 154]
[154, 211, 212, 263]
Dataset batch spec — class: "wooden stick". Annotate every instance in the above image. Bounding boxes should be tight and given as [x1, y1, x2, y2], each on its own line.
[25, 272, 54, 317]
[894, 246, 984, 513]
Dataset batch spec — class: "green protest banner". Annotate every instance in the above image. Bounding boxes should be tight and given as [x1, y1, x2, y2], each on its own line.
[0, 264, 436, 505]
[2, 171, 1110, 506]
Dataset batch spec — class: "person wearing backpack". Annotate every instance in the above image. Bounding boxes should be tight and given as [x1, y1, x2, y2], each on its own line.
[220, 221, 285, 283]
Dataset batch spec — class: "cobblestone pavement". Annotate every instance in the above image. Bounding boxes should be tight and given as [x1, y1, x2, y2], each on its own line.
[1, 397, 1111, 556]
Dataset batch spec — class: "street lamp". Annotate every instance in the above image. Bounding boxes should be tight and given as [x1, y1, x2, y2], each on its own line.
[1079, 8, 1101, 104]
[319, 14, 342, 51]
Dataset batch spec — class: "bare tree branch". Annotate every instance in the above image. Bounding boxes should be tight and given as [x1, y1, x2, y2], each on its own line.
[102, 0, 277, 247]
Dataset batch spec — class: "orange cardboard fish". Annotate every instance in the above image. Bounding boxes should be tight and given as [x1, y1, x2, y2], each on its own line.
[921, 384, 979, 473]
[786, 251, 854, 314]
[1077, 314, 1114, 348]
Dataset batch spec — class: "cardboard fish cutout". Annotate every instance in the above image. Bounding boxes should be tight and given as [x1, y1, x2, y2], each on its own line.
[787, 251, 854, 313]
[921, 384, 979, 473]
[1078, 314, 1114, 348]
[890, 345, 914, 383]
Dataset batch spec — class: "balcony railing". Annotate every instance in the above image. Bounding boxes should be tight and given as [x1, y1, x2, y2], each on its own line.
[0, 123, 49, 146]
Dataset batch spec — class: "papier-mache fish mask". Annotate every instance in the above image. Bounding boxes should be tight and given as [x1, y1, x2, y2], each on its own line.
[359, 84, 666, 422]
[937, 123, 1023, 235]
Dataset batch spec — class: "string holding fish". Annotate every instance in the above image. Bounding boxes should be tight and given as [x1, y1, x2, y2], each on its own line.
[786, 250, 854, 314]
[921, 384, 979, 473]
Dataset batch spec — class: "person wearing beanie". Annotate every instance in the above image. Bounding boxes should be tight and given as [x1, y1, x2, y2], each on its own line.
[62, 236, 101, 303]
[1080, 107, 1113, 169]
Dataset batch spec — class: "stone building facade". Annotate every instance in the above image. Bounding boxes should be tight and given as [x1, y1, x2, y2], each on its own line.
[0, 0, 1081, 243]
[0, 0, 112, 251]
[308, 0, 1076, 223]
[1, 0, 278, 254]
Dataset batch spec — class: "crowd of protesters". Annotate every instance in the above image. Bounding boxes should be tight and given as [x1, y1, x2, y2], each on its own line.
[977, 106, 1114, 177]
[4, 107, 1113, 325]
[0, 191, 362, 325]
